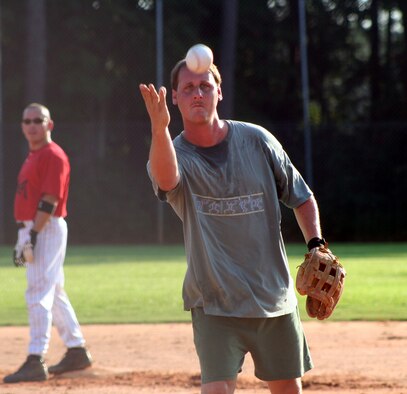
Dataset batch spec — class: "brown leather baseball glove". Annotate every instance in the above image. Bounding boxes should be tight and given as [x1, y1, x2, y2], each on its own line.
[296, 246, 346, 320]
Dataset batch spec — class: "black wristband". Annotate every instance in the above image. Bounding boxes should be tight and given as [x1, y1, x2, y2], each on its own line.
[38, 200, 56, 214]
[307, 237, 326, 251]
[30, 230, 38, 248]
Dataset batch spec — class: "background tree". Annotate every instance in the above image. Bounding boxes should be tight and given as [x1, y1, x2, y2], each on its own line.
[219, 0, 239, 119]
[0, 0, 405, 244]
[25, 0, 46, 104]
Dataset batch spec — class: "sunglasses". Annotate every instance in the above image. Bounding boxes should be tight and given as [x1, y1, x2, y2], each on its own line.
[22, 118, 45, 125]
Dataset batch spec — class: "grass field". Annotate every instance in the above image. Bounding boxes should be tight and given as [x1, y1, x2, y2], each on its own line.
[0, 243, 406, 326]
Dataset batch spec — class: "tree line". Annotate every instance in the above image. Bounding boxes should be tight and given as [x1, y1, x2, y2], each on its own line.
[0, 0, 405, 243]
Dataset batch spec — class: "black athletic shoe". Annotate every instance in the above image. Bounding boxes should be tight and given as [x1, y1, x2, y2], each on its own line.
[48, 347, 92, 374]
[3, 355, 48, 383]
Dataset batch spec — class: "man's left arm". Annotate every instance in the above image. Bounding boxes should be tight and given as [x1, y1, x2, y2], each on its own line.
[294, 195, 346, 320]
[32, 194, 58, 233]
[294, 195, 325, 249]
[29, 194, 59, 251]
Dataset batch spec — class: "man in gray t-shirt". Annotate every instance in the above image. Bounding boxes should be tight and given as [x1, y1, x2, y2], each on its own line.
[140, 58, 326, 394]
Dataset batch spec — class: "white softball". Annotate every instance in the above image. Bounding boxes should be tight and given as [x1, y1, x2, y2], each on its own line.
[185, 44, 213, 74]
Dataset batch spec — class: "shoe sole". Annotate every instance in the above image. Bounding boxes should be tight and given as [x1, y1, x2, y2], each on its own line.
[4, 376, 48, 384]
[48, 363, 92, 375]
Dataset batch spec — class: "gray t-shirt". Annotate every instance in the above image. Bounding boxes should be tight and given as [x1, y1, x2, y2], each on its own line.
[148, 120, 312, 318]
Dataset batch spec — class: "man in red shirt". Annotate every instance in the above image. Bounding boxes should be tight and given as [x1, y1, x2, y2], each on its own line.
[4, 103, 92, 384]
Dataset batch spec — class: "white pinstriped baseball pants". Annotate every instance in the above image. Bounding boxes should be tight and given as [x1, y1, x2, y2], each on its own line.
[24, 217, 85, 355]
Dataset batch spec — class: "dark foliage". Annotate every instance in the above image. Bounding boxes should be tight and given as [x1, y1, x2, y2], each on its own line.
[0, 0, 406, 243]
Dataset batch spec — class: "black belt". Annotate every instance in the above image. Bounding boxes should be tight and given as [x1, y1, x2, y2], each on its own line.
[16, 222, 26, 229]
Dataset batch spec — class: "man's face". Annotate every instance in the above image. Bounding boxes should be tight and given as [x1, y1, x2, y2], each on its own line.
[172, 66, 222, 125]
[21, 107, 52, 146]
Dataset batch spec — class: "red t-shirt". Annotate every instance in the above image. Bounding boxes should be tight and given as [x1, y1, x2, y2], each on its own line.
[14, 142, 70, 221]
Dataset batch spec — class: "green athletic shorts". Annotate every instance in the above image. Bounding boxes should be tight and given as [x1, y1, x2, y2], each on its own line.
[191, 307, 313, 384]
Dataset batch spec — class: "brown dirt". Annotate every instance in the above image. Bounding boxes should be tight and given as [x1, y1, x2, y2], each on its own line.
[0, 321, 406, 393]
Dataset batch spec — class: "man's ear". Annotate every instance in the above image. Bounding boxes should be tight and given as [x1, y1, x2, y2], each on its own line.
[47, 119, 55, 132]
[172, 89, 178, 105]
[218, 86, 223, 101]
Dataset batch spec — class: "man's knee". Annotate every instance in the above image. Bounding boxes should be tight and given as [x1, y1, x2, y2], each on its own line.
[267, 377, 302, 394]
[201, 379, 236, 394]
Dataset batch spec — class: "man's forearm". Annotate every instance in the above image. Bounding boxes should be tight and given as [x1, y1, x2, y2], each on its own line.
[149, 127, 180, 192]
[294, 195, 322, 243]
[32, 195, 58, 233]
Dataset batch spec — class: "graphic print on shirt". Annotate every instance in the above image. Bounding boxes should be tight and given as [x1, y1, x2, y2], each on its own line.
[192, 192, 264, 216]
[16, 180, 29, 199]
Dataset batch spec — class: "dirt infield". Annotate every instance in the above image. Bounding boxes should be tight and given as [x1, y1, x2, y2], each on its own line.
[0, 321, 406, 393]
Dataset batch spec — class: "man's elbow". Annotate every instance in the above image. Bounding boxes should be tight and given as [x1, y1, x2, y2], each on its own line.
[156, 176, 180, 192]
[295, 195, 316, 210]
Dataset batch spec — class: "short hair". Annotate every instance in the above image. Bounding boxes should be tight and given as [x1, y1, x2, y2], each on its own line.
[170, 59, 222, 90]
[23, 103, 51, 119]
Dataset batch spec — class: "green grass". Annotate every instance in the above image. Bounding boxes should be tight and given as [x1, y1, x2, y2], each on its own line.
[0, 243, 406, 326]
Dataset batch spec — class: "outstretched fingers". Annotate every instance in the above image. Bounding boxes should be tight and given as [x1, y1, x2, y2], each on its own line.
[139, 83, 170, 130]
[139, 83, 157, 108]
[139, 84, 164, 109]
